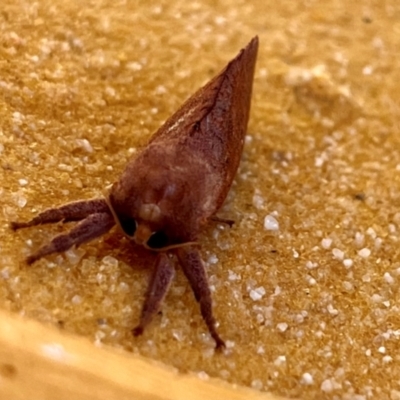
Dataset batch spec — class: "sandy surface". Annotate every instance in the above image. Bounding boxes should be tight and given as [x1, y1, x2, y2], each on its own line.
[1, 1, 400, 399]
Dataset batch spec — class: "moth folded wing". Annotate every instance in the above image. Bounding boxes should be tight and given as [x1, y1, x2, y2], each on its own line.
[150, 37, 258, 216]
[193, 37, 258, 208]
[148, 37, 258, 146]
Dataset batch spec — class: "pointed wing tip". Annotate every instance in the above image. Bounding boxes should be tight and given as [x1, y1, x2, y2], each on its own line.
[238, 36, 259, 62]
[250, 35, 259, 45]
[247, 35, 259, 51]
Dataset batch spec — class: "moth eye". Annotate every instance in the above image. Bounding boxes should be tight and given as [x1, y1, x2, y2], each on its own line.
[119, 216, 137, 237]
[147, 231, 169, 249]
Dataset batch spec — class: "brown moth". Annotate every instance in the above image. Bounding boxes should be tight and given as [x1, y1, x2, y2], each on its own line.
[11, 36, 259, 348]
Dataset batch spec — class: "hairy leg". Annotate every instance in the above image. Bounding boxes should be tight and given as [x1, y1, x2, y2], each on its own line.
[133, 253, 175, 336]
[11, 198, 109, 230]
[26, 212, 115, 265]
[176, 246, 225, 349]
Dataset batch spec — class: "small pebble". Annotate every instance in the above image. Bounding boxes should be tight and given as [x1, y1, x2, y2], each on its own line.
[274, 355, 286, 366]
[71, 295, 82, 304]
[300, 372, 314, 385]
[249, 287, 266, 301]
[276, 322, 288, 332]
[18, 178, 28, 186]
[321, 378, 341, 392]
[343, 258, 353, 268]
[332, 248, 344, 261]
[321, 238, 332, 249]
[264, 215, 279, 231]
[383, 272, 394, 284]
[358, 248, 371, 258]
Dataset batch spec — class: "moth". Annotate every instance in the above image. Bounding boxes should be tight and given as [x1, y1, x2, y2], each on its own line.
[11, 36, 259, 348]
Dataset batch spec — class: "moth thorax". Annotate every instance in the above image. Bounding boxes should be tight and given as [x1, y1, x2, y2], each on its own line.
[139, 203, 161, 223]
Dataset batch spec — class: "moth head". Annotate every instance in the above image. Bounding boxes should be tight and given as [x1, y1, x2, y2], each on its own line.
[128, 202, 170, 249]
[107, 178, 194, 251]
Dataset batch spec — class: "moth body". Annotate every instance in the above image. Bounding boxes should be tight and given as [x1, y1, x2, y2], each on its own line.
[11, 37, 259, 348]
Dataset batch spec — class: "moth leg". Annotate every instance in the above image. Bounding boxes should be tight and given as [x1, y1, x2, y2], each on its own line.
[210, 216, 235, 228]
[11, 198, 110, 230]
[133, 253, 175, 337]
[26, 212, 115, 265]
[176, 246, 225, 349]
